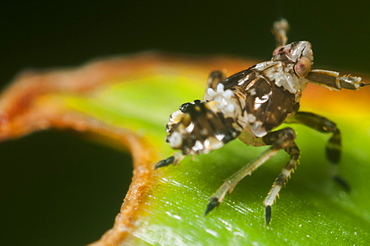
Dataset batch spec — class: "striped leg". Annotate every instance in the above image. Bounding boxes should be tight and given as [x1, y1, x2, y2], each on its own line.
[205, 127, 297, 225]
[285, 111, 349, 191]
[263, 142, 300, 225]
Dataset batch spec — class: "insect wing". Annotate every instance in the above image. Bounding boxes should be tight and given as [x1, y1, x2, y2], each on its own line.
[225, 66, 298, 137]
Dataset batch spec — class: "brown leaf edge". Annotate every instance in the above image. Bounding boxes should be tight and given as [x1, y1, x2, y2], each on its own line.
[0, 52, 256, 245]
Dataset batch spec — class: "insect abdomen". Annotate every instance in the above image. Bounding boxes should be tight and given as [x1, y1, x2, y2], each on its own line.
[166, 100, 240, 155]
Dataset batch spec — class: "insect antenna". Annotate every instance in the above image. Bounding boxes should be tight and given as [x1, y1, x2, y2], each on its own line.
[272, 0, 289, 48]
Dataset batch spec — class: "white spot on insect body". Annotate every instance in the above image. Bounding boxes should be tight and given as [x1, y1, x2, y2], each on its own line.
[204, 136, 224, 152]
[249, 88, 256, 96]
[185, 122, 195, 132]
[255, 94, 269, 105]
[207, 88, 216, 97]
[254, 61, 274, 71]
[238, 75, 250, 86]
[192, 140, 204, 153]
[223, 89, 234, 99]
[204, 83, 236, 118]
[225, 103, 235, 113]
[167, 110, 185, 131]
[168, 131, 183, 148]
[214, 133, 226, 141]
[254, 92, 272, 109]
[250, 121, 267, 137]
[216, 83, 224, 92]
[274, 69, 298, 93]
[169, 110, 183, 123]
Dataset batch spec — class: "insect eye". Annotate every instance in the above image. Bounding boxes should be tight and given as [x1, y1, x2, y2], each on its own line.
[294, 56, 312, 78]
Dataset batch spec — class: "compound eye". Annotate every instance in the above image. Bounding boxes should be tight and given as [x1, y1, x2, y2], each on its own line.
[294, 56, 312, 78]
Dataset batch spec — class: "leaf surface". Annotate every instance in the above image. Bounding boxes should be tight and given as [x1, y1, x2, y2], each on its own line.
[1, 53, 369, 245]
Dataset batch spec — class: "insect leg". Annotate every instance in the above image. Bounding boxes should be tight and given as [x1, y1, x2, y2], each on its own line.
[154, 152, 185, 169]
[205, 127, 297, 226]
[285, 111, 349, 191]
[273, 18, 289, 47]
[206, 70, 226, 91]
[306, 69, 366, 91]
[262, 141, 300, 225]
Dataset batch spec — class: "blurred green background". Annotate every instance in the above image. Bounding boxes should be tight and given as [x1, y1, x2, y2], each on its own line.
[1, 1, 370, 245]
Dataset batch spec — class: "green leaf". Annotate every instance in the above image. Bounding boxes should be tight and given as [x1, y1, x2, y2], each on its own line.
[67, 56, 370, 245]
[1, 54, 369, 245]
[129, 122, 370, 245]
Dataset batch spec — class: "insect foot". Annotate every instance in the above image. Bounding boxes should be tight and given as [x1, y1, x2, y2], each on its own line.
[154, 156, 175, 169]
[154, 152, 184, 169]
[204, 197, 220, 216]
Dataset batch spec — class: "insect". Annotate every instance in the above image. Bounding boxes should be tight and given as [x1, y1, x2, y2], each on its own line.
[154, 19, 368, 225]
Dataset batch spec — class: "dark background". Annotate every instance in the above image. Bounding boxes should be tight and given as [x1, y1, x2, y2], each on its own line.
[1, 1, 370, 245]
